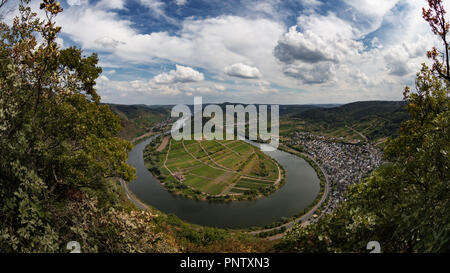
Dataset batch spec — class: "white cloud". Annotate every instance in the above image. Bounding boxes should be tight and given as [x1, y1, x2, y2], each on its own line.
[274, 23, 361, 65]
[97, 76, 181, 96]
[274, 13, 363, 84]
[214, 84, 226, 91]
[224, 63, 262, 79]
[105, 69, 116, 75]
[296, 12, 356, 39]
[153, 65, 204, 84]
[175, 0, 188, 6]
[300, 0, 322, 8]
[283, 62, 336, 84]
[43, 0, 445, 103]
[255, 80, 279, 94]
[57, 9, 285, 83]
[195, 87, 215, 94]
[139, 0, 167, 18]
[95, 0, 127, 10]
[343, 0, 400, 35]
[57, 7, 136, 51]
[271, 0, 440, 91]
[67, 0, 88, 6]
[95, 36, 123, 49]
[274, 13, 362, 73]
[343, 0, 399, 18]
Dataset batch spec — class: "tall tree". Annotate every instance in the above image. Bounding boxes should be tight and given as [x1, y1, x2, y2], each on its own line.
[0, 0, 166, 252]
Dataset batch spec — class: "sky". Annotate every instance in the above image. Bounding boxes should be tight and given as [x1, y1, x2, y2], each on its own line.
[3, 0, 448, 105]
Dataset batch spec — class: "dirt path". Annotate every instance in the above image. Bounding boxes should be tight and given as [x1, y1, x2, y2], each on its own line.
[157, 136, 170, 152]
[199, 141, 236, 172]
[346, 125, 368, 142]
[182, 140, 229, 172]
[214, 140, 243, 158]
[272, 160, 282, 186]
[163, 139, 174, 176]
[182, 140, 280, 183]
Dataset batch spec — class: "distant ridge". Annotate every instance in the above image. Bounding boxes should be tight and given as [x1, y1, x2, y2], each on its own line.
[290, 101, 409, 141]
[107, 100, 409, 142]
[295, 101, 407, 122]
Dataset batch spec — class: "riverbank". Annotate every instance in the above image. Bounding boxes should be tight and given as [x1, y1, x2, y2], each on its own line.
[249, 144, 330, 239]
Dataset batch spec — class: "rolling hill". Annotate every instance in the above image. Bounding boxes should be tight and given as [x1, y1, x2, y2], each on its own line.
[108, 101, 409, 144]
[108, 104, 172, 140]
[282, 101, 409, 143]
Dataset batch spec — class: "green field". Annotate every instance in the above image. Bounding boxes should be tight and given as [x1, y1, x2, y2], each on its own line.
[146, 137, 281, 199]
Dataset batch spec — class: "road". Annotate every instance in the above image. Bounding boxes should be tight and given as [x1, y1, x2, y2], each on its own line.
[120, 131, 164, 211]
[249, 146, 331, 240]
[163, 138, 174, 176]
[119, 178, 148, 211]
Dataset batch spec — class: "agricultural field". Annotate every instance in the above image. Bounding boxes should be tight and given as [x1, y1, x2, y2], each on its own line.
[144, 136, 283, 201]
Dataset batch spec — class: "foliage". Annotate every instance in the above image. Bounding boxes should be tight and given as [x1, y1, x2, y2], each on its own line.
[154, 214, 274, 253]
[423, 0, 450, 81]
[0, 1, 180, 252]
[108, 104, 171, 141]
[52, 195, 179, 253]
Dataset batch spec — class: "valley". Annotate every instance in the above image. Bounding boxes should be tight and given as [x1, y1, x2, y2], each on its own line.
[119, 101, 391, 237]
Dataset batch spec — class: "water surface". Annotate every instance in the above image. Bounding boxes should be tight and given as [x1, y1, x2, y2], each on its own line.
[128, 137, 320, 228]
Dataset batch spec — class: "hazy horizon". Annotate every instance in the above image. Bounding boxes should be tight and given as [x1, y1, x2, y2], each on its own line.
[106, 99, 405, 106]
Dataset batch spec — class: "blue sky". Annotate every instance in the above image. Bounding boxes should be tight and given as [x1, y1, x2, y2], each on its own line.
[5, 0, 445, 104]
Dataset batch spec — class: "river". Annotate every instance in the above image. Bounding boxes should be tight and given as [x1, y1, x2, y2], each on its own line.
[127, 136, 320, 229]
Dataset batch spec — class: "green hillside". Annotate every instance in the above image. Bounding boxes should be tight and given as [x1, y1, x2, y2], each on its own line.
[108, 101, 408, 143]
[108, 104, 172, 140]
[281, 101, 409, 143]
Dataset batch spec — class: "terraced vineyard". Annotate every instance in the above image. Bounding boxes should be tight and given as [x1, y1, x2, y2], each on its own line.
[144, 136, 284, 201]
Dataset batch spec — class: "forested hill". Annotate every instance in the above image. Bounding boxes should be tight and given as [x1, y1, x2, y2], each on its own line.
[107, 101, 408, 143]
[288, 101, 409, 142]
[107, 102, 335, 140]
[108, 104, 172, 140]
[295, 101, 407, 122]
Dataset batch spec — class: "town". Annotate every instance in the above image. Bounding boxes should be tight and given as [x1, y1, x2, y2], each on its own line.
[285, 131, 383, 221]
